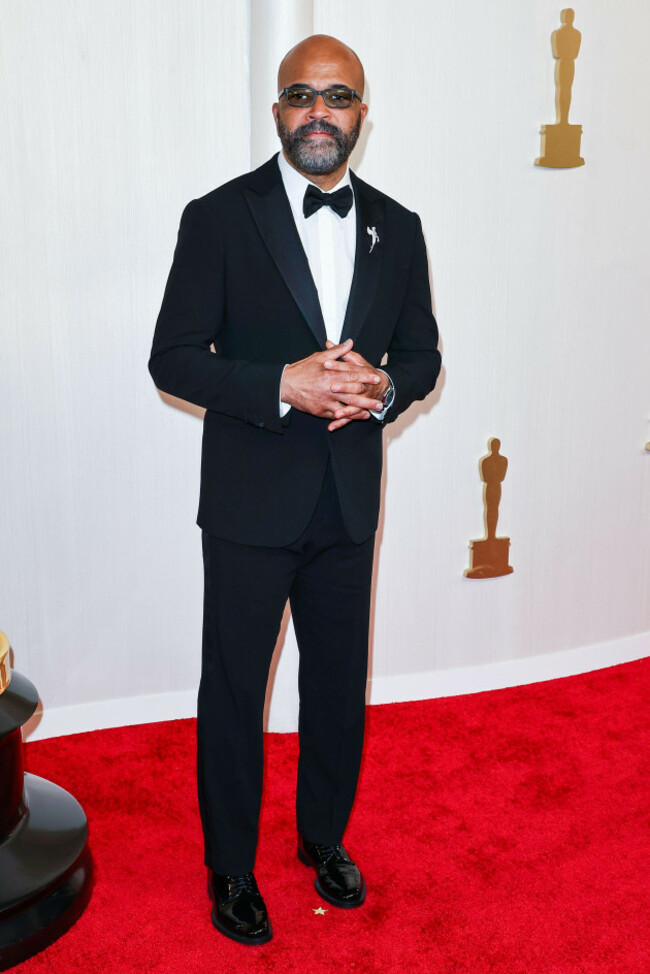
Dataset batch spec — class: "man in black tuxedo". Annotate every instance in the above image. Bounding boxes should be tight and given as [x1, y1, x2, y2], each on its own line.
[149, 34, 440, 945]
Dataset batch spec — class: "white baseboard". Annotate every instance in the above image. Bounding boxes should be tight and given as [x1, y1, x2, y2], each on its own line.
[23, 689, 199, 742]
[22, 630, 650, 741]
[367, 630, 650, 705]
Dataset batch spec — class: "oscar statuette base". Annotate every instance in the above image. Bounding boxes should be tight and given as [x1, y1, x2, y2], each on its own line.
[535, 123, 584, 169]
[465, 537, 514, 579]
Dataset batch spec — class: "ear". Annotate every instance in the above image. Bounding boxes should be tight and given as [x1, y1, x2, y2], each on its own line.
[272, 102, 280, 133]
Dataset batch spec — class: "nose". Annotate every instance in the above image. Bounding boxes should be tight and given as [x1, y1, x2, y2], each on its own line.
[307, 92, 331, 119]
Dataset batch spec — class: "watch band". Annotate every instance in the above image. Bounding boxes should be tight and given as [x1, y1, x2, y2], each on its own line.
[379, 374, 395, 410]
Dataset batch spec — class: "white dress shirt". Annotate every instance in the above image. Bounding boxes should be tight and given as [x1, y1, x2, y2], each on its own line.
[278, 150, 356, 346]
[276, 152, 391, 419]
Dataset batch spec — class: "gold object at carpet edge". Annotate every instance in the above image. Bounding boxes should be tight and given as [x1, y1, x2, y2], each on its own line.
[0, 630, 11, 694]
[465, 438, 514, 579]
[535, 8, 585, 169]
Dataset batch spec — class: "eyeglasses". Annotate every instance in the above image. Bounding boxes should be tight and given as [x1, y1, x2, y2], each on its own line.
[277, 85, 362, 109]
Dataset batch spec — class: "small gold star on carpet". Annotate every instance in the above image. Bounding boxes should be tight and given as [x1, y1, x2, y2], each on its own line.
[312, 906, 328, 915]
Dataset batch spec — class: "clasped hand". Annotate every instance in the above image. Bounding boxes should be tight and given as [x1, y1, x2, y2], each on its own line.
[280, 339, 389, 432]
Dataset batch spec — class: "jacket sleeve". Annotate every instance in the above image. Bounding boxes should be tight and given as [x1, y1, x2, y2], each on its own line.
[377, 213, 441, 424]
[148, 199, 286, 434]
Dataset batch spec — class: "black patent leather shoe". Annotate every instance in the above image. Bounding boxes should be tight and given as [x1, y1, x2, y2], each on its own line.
[297, 835, 366, 907]
[207, 871, 272, 945]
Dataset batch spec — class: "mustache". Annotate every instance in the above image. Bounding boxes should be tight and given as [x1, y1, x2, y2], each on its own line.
[292, 119, 343, 139]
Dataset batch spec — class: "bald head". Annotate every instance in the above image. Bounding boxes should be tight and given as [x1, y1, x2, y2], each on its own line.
[277, 34, 364, 95]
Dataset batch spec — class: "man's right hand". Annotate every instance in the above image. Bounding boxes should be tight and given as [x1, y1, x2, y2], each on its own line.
[281, 339, 385, 427]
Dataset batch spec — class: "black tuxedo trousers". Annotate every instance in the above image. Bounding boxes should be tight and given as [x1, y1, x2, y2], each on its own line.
[198, 459, 374, 873]
[149, 156, 440, 874]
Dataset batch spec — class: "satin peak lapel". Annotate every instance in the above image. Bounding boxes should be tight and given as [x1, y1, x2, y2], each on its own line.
[244, 178, 326, 347]
[340, 176, 384, 344]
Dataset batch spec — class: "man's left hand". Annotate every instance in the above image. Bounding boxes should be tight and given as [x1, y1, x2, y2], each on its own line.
[324, 341, 390, 431]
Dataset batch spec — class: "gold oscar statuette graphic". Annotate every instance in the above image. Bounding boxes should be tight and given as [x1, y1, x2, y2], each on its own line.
[465, 438, 514, 579]
[535, 8, 584, 169]
[0, 629, 11, 694]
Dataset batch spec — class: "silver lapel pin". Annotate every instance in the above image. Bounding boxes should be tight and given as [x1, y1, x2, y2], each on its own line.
[366, 225, 379, 253]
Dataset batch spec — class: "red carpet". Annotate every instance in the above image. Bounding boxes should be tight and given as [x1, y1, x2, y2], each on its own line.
[11, 657, 650, 973]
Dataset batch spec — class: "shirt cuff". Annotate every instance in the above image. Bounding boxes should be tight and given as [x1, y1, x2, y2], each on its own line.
[369, 370, 395, 420]
[280, 364, 291, 417]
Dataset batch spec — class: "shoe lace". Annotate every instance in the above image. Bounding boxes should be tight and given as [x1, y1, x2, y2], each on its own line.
[226, 873, 256, 895]
[311, 843, 348, 864]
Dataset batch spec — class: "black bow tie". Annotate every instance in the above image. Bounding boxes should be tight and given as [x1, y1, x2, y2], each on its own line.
[303, 184, 353, 219]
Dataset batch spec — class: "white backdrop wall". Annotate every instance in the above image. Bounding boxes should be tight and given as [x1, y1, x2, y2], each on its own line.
[1, 1, 649, 740]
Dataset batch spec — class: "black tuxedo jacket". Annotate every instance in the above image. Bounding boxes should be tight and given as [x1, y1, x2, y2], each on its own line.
[149, 155, 440, 546]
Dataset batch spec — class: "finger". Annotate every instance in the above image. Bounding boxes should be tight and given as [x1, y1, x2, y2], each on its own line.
[331, 384, 376, 398]
[326, 361, 380, 380]
[339, 349, 366, 364]
[333, 395, 386, 414]
[327, 402, 377, 419]
[329, 404, 367, 418]
[325, 340, 334, 348]
[324, 359, 382, 386]
[330, 383, 367, 396]
[333, 405, 366, 418]
[328, 410, 370, 431]
[326, 348, 364, 365]
[324, 358, 360, 371]
[322, 338, 353, 360]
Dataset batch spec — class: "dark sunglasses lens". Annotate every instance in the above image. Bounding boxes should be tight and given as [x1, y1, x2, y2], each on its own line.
[323, 88, 354, 108]
[286, 88, 316, 107]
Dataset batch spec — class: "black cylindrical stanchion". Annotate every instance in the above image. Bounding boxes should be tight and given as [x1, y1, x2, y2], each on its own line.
[0, 632, 93, 970]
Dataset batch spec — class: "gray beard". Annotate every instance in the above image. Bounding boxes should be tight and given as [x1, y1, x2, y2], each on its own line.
[277, 116, 361, 176]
